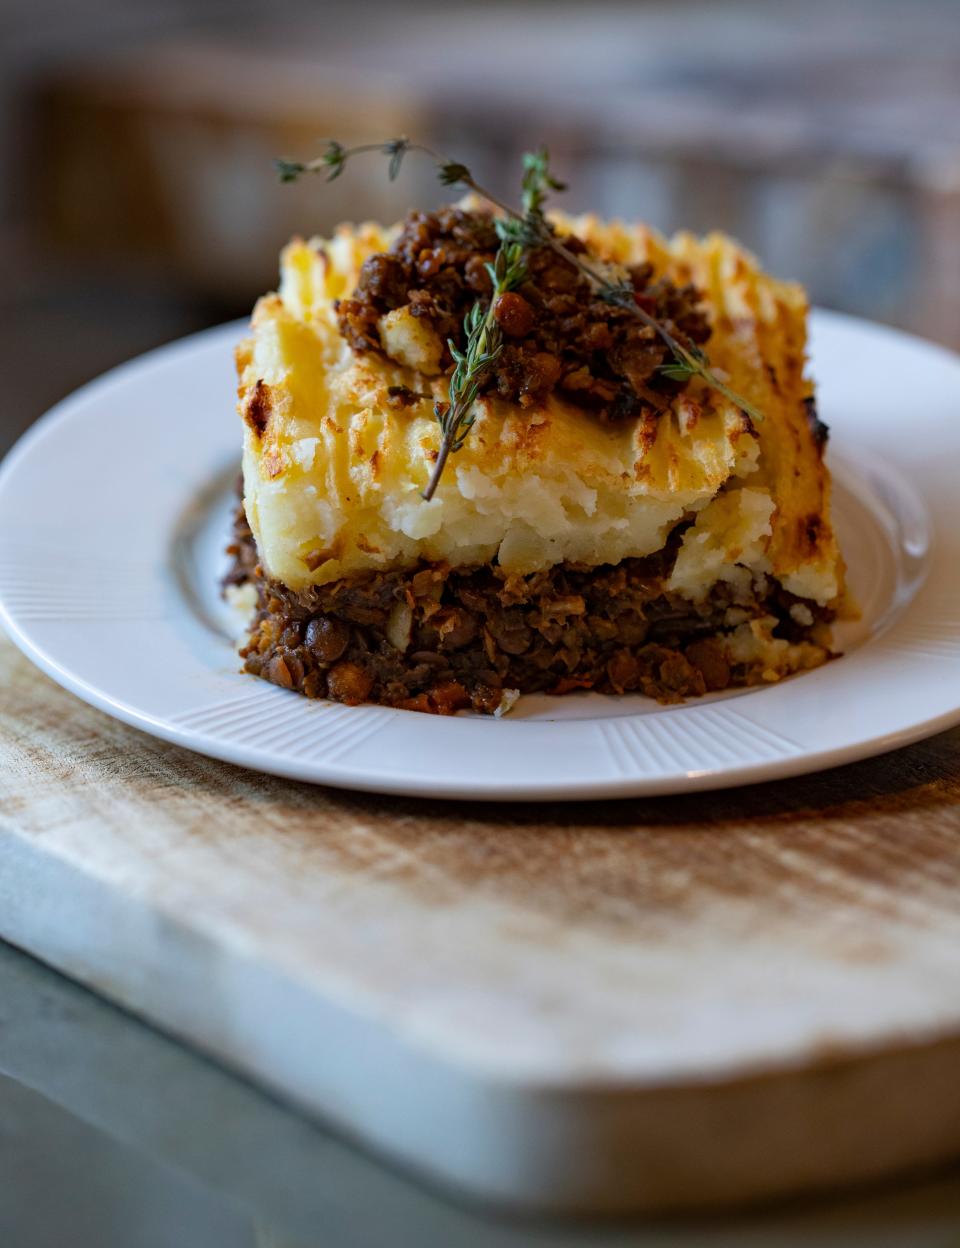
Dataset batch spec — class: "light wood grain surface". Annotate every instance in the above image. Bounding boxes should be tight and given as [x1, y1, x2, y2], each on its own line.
[3, 630, 960, 1213]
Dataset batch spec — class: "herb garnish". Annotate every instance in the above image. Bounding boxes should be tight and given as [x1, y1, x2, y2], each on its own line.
[426, 239, 528, 499]
[277, 138, 763, 499]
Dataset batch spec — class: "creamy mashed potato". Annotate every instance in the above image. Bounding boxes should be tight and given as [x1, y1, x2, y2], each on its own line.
[236, 213, 842, 607]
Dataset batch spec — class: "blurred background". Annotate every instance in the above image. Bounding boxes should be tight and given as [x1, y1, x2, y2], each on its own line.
[4, 5, 960, 1244]
[3, 0, 960, 456]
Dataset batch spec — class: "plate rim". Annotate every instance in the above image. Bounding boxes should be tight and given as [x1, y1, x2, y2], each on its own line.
[2, 309, 960, 801]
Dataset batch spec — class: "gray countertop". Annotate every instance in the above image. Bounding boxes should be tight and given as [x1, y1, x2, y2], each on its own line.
[3, 940, 960, 1248]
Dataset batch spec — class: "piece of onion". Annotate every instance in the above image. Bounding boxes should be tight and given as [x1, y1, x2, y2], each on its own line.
[385, 600, 414, 652]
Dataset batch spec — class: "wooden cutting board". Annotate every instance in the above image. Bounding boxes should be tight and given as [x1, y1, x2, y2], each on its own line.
[2, 630, 960, 1215]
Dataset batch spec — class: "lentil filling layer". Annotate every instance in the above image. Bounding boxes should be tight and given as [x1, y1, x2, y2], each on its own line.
[227, 508, 833, 715]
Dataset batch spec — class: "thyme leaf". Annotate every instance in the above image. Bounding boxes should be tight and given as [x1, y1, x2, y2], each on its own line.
[275, 158, 306, 183]
[659, 361, 700, 383]
[383, 137, 412, 181]
[438, 160, 472, 186]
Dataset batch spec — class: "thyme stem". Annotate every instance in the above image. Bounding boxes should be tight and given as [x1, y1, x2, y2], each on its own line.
[422, 431, 454, 502]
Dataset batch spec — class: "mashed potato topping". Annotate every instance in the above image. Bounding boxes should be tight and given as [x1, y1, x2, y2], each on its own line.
[236, 213, 842, 608]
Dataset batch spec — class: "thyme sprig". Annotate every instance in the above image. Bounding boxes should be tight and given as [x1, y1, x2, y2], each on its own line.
[277, 138, 434, 184]
[424, 240, 527, 499]
[276, 137, 764, 494]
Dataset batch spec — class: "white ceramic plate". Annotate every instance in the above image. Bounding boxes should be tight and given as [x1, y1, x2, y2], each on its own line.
[1, 311, 958, 800]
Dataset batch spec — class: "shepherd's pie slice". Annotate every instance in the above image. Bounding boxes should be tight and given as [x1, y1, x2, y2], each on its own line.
[227, 203, 844, 714]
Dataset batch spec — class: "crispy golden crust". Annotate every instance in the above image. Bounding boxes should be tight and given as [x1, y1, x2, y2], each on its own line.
[564, 216, 840, 601]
